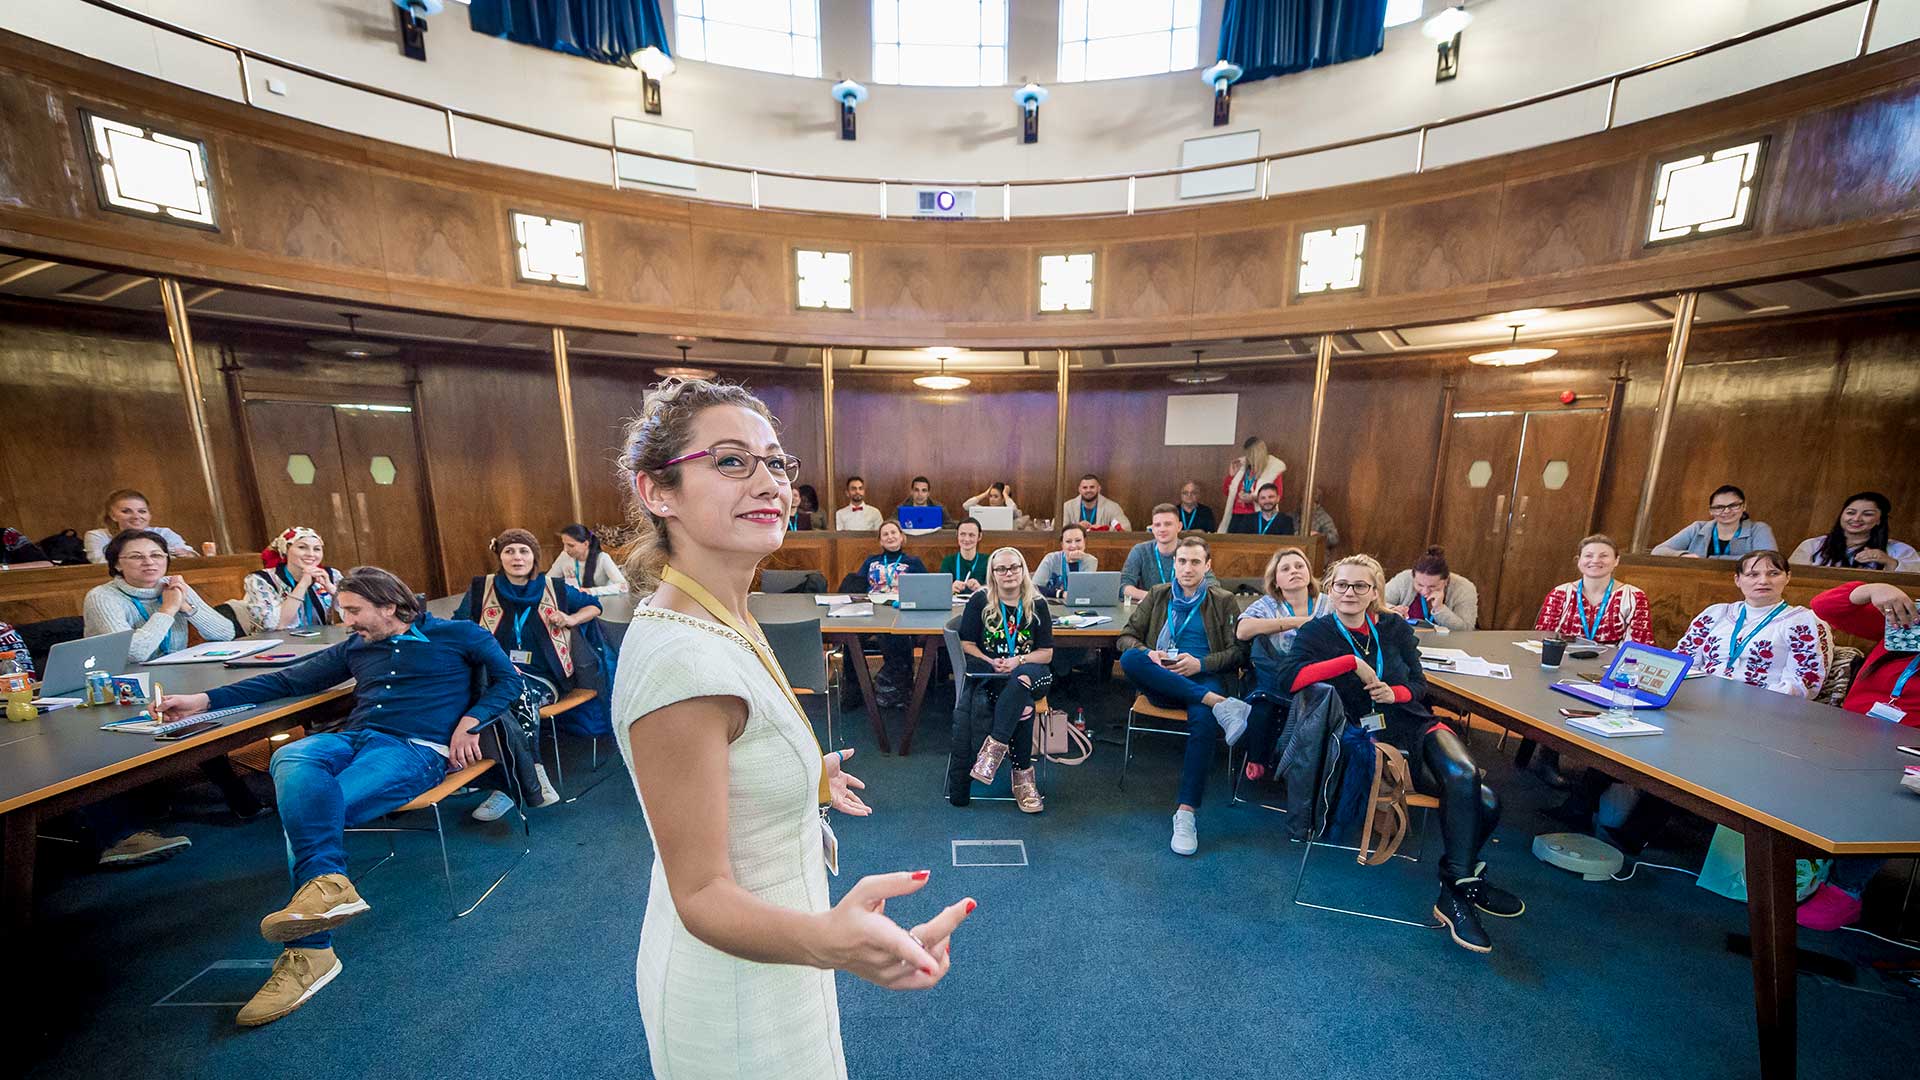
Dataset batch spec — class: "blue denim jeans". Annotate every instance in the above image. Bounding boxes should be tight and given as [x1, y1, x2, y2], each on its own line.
[269, 729, 446, 948]
[1119, 647, 1225, 808]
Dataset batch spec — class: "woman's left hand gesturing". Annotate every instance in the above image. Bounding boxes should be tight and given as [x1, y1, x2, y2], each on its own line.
[825, 749, 871, 816]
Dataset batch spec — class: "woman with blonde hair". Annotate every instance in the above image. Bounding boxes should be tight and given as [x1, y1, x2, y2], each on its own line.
[1236, 546, 1331, 782]
[1218, 436, 1285, 533]
[952, 546, 1056, 812]
[83, 488, 197, 563]
[611, 378, 973, 1079]
[1276, 554, 1520, 955]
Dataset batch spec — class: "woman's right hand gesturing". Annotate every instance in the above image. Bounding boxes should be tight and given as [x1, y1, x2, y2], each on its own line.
[816, 870, 975, 990]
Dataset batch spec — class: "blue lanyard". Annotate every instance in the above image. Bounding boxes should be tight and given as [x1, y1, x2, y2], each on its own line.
[397, 623, 430, 644]
[1166, 592, 1202, 647]
[127, 594, 152, 620]
[1578, 580, 1615, 642]
[956, 553, 979, 582]
[1256, 512, 1279, 535]
[1708, 523, 1742, 557]
[1728, 602, 1787, 665]
[1889, 655, 1920, 701]
[1079, 502, 1096, 523]
[512, 606, 534, 649]
[1334, 615, 1378, 664]
[999, 601, 1023, 657]
[1179, 506, 1199, 530]
[1153, 545, 1173, 585]
[1415, 594, 1433, 622]
[1240, 472, 1256, 494]
[882, 553, 902, 569]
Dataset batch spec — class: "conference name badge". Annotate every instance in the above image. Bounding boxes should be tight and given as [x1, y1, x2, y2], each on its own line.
[820, 812, 839, 877]
[509, 649, 533, 665]
[1867, 700, 1906, 724]
[1360, 712, 1386, 733]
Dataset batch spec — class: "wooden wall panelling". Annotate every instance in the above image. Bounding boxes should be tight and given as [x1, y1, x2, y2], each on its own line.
[944, 245, 1031, 324]
[859, 242, 945, 323]
[370, 175, 505, 288]
[1377, 188, 1502, 297]
[830, 370, 1056, 524]
[223, 142, 387, 273]
[1105, 235, 1198, 321]
[1489, 159, 1639, 281]
[588, 211, 692, 309]
[1316, 360, 1446, 576]
[1766, 82, 1920, 234]
[1190, 226, 1289, 316]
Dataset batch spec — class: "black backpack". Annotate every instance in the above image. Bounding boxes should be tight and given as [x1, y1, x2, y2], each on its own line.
[37, 530, 88, 565]
[1, 528, 48, 565]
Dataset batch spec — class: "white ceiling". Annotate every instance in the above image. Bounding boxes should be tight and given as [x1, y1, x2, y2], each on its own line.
[1, 252, 1915, 375]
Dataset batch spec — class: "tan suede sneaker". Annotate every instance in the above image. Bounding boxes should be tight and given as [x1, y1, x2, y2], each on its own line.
[259, 873, 370, 943]
[97, 830, 192, 868]
[236, 947, 341, 1027]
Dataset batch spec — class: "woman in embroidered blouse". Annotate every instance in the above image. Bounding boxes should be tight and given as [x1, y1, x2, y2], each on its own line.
[242, 526, 341, 632]
[1788, 491, 1920, 573]
[550, 523, 630, 597]
[1236, 546, 1331, 782]
[1652, 484, 1777, 559]
[83, 530, 235, 663]
[952, 547, 1055, 813]
[1676, 549, 1832, 697]
[83, 488, 197, 564]
[1534, 534, 1652, 645]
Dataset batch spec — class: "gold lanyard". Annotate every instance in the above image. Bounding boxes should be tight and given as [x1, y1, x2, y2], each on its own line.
[661, 566, 829, 805]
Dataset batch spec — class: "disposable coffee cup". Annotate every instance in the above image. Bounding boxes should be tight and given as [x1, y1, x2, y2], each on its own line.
[200, 541, 218, 556]
[1540, 638, 1567, 668]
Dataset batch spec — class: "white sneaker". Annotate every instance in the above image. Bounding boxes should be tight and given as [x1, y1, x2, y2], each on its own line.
[470, 790, 516, 822]
[1171, 808, 1198, 856]
[1212, 697, 1251, 747]
[533, 764, 562, 808]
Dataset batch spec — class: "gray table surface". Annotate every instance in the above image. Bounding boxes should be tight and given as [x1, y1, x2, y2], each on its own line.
[1, 627, 355, 812]
[1425, 631, 1920, 853]
[745, 592, 1136, 635]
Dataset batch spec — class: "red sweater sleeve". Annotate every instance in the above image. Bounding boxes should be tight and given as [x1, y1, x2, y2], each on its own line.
[1389, 685, 1412, 704]
[1291, 654, 1357, 692]
[1810, 583, 1885, 642]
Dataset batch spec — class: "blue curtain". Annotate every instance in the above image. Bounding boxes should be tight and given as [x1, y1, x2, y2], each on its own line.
[468, 0, 670, 68]
[1216, 0, 1390, 84]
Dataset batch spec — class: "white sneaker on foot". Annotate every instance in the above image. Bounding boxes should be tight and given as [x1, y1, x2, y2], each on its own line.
[1212, 697, 1251, 747]
[470, 790, 515, 822]
[1171, 808, 1198, 856]
[533, 764, 562, 808]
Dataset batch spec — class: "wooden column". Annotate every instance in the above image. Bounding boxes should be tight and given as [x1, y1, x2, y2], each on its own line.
[821, 347, 836, 515]
[1054, 348, 1070, 522]
[1630, 291, 1699, 552]
[1299, 333, 1334, 539]
[158, 276, 232, 554]
[551, 328, 583, 523]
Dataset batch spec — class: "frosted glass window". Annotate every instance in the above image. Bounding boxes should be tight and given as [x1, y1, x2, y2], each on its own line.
[795, 249, 852, 310]
[83, 112, 216, 228]
[1384, 0, 1424, 28]
[511, 212, 588, 288]
[1039, 253, 1094, 312]
[1541, 460, 1570, 491]
[1648, 140, 1765, 244]
[1466, 460, 1492, 489]
[873, 1, 1007, 86]
[286, 454, 317, 486]
[1298, 224, 1366, 294]
[1058, 0, 1199, 82]
[676, 0, 821, 77]
[369, 456, 398, 486]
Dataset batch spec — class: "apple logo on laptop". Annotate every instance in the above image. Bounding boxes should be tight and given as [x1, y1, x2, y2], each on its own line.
[83, 655, 97, 670]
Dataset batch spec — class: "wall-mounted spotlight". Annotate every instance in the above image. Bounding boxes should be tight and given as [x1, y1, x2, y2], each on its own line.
[1012, 83, 1049, 145]
[390, 0, 443, 62]
[635, 46, 675, 116]
[1422, 5, 1473, 82]
[1200, 61, 1244, 127]
[831, 80, 868, 141]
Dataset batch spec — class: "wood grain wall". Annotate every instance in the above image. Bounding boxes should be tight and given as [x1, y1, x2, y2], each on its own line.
[1, 32, 1917, 348]
[833, 370, 1057, 519]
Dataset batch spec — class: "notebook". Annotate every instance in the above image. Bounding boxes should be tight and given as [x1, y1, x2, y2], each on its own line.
[1566, 714, 1665, 738]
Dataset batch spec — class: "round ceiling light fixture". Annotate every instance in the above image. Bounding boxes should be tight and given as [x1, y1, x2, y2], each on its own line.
[656, 343, 716, 381]
[1468, 324, 1558, 367]
[1169, 348, 1227, 385]
[913, 347, 970, 391]
[306, 312, 399, 358]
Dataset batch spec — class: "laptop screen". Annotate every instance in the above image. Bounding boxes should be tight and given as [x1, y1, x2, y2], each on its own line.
[1608, 642, 1690, 700]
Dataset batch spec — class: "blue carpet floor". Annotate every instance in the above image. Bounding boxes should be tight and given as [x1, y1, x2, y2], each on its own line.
[20, 676, 1920, 1079]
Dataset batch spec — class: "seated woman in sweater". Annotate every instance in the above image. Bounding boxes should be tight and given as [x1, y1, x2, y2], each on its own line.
[1031, 523, 1097, 599]
[1276, 554, 1520, 954]
[242, 526, 341, 632]
[1383, 547, 1478, 631]
[939, 519, 989, 595]
[852, 520, 928, 708]
[1114, 535, 1252, 857]
[951, 548, 1054, 813]
[456, 528, 601, 817]
[1652, 484, 1776, 559]
[1237, 545, 1331, 782]
[83, 488, 197, 564]
[1796, 581, 1920, 931]
[1788, 491, 1920, 573]
[549, 523, 630, 597]
[1676, 550, 1832, 697]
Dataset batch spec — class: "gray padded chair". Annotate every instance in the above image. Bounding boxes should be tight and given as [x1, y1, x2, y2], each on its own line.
[763, 617, 839, 748]
[942, 623, 1043, 803]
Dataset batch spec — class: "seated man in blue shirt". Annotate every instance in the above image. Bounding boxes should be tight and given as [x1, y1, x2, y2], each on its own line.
[154, 566, 521, 1029]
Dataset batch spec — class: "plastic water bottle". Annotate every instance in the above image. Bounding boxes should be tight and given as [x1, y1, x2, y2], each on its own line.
[1072, 707, 1087, 734]
[1604, 656, 1641, 719]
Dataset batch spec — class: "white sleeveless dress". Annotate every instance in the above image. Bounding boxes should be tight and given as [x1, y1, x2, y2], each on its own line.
[612, 607, 847, 1080]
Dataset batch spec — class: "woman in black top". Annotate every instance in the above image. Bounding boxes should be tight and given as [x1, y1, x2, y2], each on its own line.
[1276, 554, 1519, 955]
[951, 548, 1054, 813]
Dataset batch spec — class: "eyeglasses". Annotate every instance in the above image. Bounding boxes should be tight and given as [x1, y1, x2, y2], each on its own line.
[1709, 501, 1745, 512]
[663, 446, 800, 483]
[991, 565, 1024, 574]
[117, 552, 168, 564]
[1328, 580, 1375, 594]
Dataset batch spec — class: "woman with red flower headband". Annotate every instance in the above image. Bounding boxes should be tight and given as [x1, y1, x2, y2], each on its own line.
[242, 526, 341, 632]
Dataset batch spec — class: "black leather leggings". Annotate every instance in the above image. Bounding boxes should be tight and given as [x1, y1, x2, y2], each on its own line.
[1416, 722, 1500, 883]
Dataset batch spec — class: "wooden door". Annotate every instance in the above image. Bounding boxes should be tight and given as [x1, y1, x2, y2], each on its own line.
[332, 406, 438, 595]
[1493, 409, 1611, 629]
[1431, 411, 1526, 609]
[243, 400, 362, 566]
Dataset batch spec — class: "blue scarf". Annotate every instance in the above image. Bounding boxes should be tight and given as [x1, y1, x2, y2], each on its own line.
[1155, 580, 1207, 653]
[496, 575, 547, 608]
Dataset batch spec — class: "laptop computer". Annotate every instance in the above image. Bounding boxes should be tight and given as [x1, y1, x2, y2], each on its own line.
[1550, 641, 1693, 710]
[39, 630, 136, 695]
[1065, 571, 1122, 608]
[897, 505, 944, 530]
[896, 573, 954, 610]
[968, 505, 1014, 531]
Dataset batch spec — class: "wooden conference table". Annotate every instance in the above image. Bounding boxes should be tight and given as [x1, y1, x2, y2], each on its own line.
[0, 626, 355, 933]
[1422, 632, 1920, 1080]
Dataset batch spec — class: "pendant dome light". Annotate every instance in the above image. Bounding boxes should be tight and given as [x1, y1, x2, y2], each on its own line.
[913, 347, 970, 391]
[1468, 324, 1558, 367]
[1168, 348, 1226, 385]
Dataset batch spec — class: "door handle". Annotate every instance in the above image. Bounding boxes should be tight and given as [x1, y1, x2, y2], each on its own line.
[1512, 495, 1531, 538]
[1491, 493, 1507, 538]
[329, 492, 351, 545]
[353, 492, 376, 553]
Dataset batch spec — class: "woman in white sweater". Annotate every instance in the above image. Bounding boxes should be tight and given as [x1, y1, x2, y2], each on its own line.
[84, 530, 234, 663]
[549, 523, 629, 597]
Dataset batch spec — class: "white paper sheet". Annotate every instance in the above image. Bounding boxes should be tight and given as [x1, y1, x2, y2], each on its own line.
[141, 639, 281, 665]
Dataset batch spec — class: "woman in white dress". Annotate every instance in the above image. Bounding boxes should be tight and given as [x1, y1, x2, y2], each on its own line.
[1675, 549, 1833, 697]
[611, 378, 975, 1080]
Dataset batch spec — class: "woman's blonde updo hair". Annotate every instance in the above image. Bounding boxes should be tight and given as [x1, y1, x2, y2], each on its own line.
[1322, 553, 1388, 615]
[615, 378, 778, 587]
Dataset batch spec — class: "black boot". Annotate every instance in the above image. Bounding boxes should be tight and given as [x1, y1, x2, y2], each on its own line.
[1459, 861, 1525, 918]
[1434, 880, 1492, 954]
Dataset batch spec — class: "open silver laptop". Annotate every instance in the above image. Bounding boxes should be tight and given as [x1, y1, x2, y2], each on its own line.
[39, 630, 136, 695]
[1065, 571, 1122, 607]
[968, 505, 1014, 531]
[896, 572, 954, 610]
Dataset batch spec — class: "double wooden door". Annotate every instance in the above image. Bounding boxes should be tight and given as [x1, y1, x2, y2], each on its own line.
[1432, 407, 1610, 629]
[242, 399, 439, 596]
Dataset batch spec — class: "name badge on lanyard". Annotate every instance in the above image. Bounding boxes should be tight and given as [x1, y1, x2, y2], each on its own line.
[1868, 656, 1920, 723]
[509, 607, 535, 666]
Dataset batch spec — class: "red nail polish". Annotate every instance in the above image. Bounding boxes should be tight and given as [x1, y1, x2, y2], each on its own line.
[922, 967, 936, 976]
[910, 869, 930, 881]
[964, 899, 977, 913]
